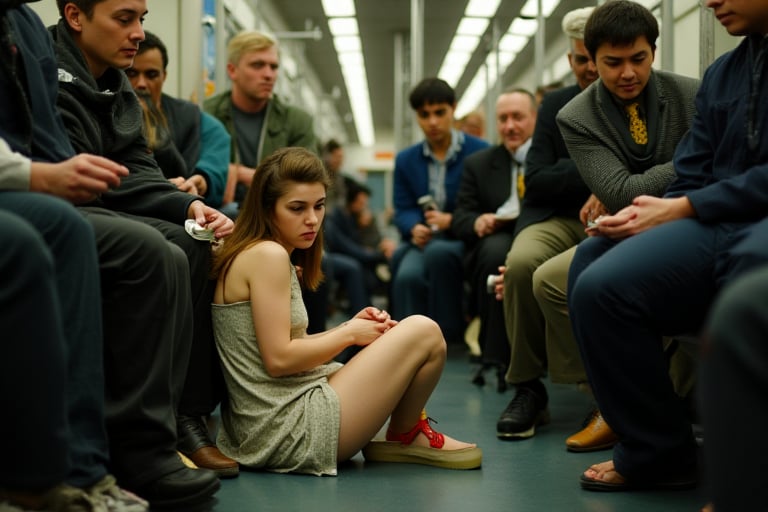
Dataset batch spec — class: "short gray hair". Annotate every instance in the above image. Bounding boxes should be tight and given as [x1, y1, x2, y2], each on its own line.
[561, 7, 594, 40]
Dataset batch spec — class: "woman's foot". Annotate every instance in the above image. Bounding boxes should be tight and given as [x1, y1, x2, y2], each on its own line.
[362, 412, 482, 469]
[408, 430, 476, 451]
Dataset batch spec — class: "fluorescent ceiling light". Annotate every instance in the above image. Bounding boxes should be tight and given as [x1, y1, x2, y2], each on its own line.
[456, 17, 489, 36]
[455, 72, 487, 119]
[508, 18, 538, 37]
[437, 50, 473, 86]
[328, 17, 358, 36]
[520, 0, 560, 18]
[338, 51, 363, 68]
[342, 69, 374, 146]
[465, 0, 501, 18]
[322, 2, 373, 145]
[321, 0, 355, 17]
[450, 35, 480, 52]
[499, 33, 528, 53]
[333, 35, 361, 53]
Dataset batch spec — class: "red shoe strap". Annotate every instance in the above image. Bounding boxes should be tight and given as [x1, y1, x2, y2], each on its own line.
[386, 410, 445, 449]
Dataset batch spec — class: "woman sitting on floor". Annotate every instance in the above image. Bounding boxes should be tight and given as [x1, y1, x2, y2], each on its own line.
[210, 147, 481, 475]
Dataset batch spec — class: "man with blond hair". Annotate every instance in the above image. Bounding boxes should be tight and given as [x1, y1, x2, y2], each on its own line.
[205, 30, 317, 217]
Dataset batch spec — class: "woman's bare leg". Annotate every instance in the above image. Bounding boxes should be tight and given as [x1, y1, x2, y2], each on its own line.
[328, 315, 473, 461]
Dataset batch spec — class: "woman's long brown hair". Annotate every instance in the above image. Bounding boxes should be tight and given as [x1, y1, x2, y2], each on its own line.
[211, 147, 331, 290]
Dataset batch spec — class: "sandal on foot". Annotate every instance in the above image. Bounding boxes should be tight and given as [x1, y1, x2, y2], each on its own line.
[362, 411, 482, 470]
[580, 468, 697, 492]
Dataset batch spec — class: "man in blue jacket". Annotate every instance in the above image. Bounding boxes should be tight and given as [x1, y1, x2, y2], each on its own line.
[569, 0, 768, 492]
[391, 77, 489, 345]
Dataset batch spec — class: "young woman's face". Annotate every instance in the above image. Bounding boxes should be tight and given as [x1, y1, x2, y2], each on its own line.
[272, 181, 326, 252]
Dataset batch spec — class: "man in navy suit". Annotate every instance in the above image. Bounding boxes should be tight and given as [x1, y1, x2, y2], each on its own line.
[569, 0, 768, 492]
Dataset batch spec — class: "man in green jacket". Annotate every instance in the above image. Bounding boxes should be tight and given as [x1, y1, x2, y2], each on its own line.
[204, 29, 317, 219]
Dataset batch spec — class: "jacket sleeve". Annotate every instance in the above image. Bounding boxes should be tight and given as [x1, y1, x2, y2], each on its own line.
[524, 90, 590, 206]
[287, 109, 318, 152]
[195, 112, 231, 207]
[556, 100, 675, 214]
[56, 87, 195, 223]
[451, 152, 483, 244]
[0, 137, 30, 190]
[392, 151, 424, 240]
[668, 64, 768, 222]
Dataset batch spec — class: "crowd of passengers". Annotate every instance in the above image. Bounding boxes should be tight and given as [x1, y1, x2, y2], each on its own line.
[1, 1, 765, 512]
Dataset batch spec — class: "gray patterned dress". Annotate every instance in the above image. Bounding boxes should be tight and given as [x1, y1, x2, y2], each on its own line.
[212, 264, 343, 476]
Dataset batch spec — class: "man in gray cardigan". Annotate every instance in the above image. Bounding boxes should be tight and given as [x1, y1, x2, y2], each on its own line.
[498, 0, 699, 449]
[554, 0, 699, 490]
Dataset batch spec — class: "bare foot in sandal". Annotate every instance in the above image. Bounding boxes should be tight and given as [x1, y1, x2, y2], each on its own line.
[583, 460, 626, 485]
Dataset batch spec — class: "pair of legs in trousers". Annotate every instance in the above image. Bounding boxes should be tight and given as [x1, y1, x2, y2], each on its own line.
[79, 207, 202, 488]
[391, 238, 464, 344]
[535, 245, 696, 393]
[1, 193, 107, 492]
[503, 217, 586, 385]
[701, 264, 768, 512]
[467, 231, 514, 369]
[569, 218, 768, 483]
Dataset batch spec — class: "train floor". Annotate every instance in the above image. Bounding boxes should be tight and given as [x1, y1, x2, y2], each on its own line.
[205, 343, 706, 512]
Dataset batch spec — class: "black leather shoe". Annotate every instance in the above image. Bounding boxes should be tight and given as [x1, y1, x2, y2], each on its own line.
[132, 466, 220, 509]
[496, 385, 550, 439]
[177, 415, 239, 478]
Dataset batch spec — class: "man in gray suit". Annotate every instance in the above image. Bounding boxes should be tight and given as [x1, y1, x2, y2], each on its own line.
[498, 0, 699, 446]
[554, 0, 700, 490]
[569, 0, 768, 493]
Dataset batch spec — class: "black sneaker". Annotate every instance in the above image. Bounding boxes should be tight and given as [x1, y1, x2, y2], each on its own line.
[496, 385, 550, 439]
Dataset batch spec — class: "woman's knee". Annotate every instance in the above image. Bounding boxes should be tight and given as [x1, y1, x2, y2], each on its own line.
[398, 315, 446, 355]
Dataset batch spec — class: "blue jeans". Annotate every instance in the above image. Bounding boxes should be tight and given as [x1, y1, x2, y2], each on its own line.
[391, 237, 465, 343]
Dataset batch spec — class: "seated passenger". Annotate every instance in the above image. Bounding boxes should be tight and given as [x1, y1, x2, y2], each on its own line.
[0, 130, 146, 511]
[566, 0, 768, 491]
[493, 7, 600, 442]
[126, 30, 231, 208]
[453, 88, 537, 390]
[204, 29, 317, 218]
[204, 29, 329, 333]
[48, 0, 234, 501]
[210, 147, 482, 474]
[504, 0, 699, 449]
[391, 78, 489, 345]
[327, 180, 397, 292]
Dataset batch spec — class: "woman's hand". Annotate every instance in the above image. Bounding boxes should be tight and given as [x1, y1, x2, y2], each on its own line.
[354, 307, 398, 327]
[343, 316, 395, 346]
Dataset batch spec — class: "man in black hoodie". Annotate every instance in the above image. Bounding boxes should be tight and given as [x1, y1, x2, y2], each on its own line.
[0, 1, 213, 510]
[6, 0, 228, 507]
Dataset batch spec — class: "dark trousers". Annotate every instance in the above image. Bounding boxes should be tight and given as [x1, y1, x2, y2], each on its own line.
[0, 192, 108, 490]
[468, 231, 514, 366]
[568, 218, 768, 481]
[80, 208, 195, 486]
[135, 216, 224, 418]
[701, 265, 768, 512]
[391, 238, 465, 344]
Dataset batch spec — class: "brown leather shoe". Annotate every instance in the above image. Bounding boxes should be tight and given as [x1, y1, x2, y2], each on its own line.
[177, 415, 239, 478]
[565, 409, 618, 452]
